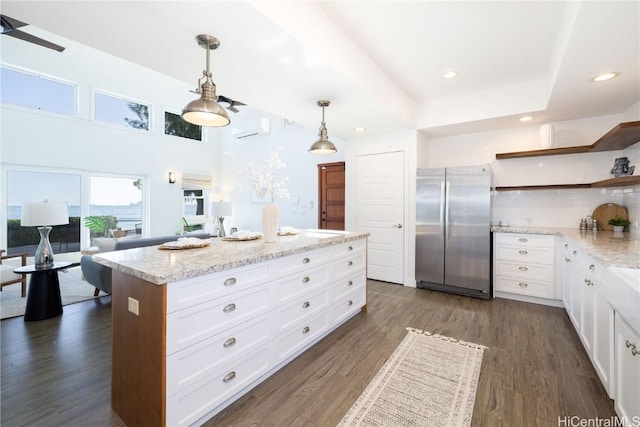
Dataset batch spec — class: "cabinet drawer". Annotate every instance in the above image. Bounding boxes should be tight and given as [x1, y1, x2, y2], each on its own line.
[278, 265, 330, 302]
[273, 248, 329, 276]
[276, 288, 329, 331]
[495, 260, 553, 282]
[495, 276, 554, 299]
[166, 344, 272, 427]
[331, 287, 366, 325]
[167, 263, 270, 313]
[495, 245, 553, 264]
[331, 239, 366, 258]
[495, 233, 554, 248]
[331, 252, 366, 279]
[167, 284, 272, 355]
[332, 270, 367, 301]
[166, 313, 272, 397]
[278, 311, 329, 361]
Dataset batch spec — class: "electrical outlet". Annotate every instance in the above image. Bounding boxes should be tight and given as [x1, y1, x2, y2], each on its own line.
[128, 297, 139, 316]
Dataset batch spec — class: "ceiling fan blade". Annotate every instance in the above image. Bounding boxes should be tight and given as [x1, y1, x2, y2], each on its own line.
[217, 95, 245, 113]
[227, 105, 239, 113]
[6, 29, 65, 52]
[1, 15, 28, 32]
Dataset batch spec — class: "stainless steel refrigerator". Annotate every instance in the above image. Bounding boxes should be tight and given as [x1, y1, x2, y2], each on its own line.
[415, 165, 491, 298]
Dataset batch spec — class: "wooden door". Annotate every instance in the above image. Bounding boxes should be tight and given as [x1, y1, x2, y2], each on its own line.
[318, 162, 345, 230]
[354, 152, 404, 284]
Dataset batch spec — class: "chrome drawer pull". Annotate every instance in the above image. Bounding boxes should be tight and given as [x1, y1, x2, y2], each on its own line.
[348, 245, 353, 251]
[223, 303, 236, 313]
[564, 243, 568, 249]
[348, 300, 353, 306]
[224, 277, 237, 286]
[518, 282, 528, 288]
[518, 250, 528, 255]
[584, 279, 593, 287]
[565, 258, 571, 263]
[302, 276, 310, 283]
[223, 337, 237, 348]
[348, 261, 354, 267]
[302, 301, 310, 309]
[223, 371, 236, 383]
[518, 266, 528, 272]
[348, 280, 353, 286]
[573, 251, 577, 256]
[626, 340, 639, 356]
[303, 257, 310, 264]
[589, 264, 595, 271]
[518, 238, 528, 243]
[302, 326, 310, 334]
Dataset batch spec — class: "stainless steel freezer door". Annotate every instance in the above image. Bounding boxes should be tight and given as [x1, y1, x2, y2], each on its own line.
[444, 165, 491, 292]
[415, 168, 445, 285]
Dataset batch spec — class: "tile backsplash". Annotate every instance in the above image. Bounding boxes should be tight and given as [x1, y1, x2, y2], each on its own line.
[492, 184, 640, 234]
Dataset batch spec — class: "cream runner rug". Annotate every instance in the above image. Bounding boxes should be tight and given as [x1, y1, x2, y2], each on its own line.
[338, 327, 488, 427]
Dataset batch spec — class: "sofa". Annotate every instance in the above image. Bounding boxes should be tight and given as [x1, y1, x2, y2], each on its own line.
[81, 233, 209, 295]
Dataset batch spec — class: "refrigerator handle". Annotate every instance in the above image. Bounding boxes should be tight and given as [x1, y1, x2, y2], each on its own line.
[444, 181, 450, 238]
[439, 181, 445, 227]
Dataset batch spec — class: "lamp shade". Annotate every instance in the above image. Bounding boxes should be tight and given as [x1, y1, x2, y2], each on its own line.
[21, 201, 69, 226]
[211, 201, 232, 217]
[182, 97, 230, 127]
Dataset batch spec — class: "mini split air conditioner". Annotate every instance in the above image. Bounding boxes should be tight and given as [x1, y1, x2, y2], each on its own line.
[232, 118, 271, 139]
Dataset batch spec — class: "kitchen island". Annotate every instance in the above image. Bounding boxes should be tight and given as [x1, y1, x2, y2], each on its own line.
[94, 230, 368, 427]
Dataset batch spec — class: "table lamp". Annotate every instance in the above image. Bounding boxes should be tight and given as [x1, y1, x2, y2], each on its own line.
[210, 201, 232, 237]
[21, 200, 69, 269]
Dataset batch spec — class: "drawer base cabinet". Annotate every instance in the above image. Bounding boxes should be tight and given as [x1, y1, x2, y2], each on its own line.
[614, 313, 640, 424]
[111, 238, 368, 427]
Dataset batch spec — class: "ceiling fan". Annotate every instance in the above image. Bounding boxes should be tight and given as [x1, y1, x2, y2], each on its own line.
[1, 15, 65, 52]
[217, 95, 246, 113]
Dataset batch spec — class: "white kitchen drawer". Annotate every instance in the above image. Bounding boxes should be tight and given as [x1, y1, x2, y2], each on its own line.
[495, 245, 554, 264]
[273, 247, 330, 276]
[166, 313, 272, 397]
[166, 344, 272, 427]
[278, 310, 329, 361]
[331, 252, 366, 279]
[495, 260, 554, 282]
[276, 288, 329, 331]
[495, 276, 554, 299]
[495, 233, 554, 248]
[331, 287, 366, 325]
[330, 239, 366, 259]
[167, 284, 272, 355]
[278, 264, 330, 302]
[167, 263, 271, 313]
[332, 270, 367, 301]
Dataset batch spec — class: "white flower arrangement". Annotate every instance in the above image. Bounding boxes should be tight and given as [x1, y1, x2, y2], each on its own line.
[245, 149, 290, 203]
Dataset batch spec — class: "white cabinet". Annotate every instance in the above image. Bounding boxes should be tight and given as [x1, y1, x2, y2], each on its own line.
[614, 313, 640, 424]
[494, 233, 555, 300]
[165, 238, 367, 426]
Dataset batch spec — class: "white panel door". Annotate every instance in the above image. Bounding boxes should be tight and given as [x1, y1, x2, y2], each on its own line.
[354, 151, 404, 284]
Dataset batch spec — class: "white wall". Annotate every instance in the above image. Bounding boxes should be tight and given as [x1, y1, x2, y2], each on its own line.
[421, 113, 640, 233]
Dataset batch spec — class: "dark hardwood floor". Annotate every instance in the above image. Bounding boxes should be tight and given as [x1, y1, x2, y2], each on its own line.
[1, 280, 615, 426]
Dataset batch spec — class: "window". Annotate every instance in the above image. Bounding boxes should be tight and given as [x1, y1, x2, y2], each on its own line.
[165, 111, 202, 141]
[88, 176, 144, 239]
[0, 66, 76, 116]
[6, 171, 81, 256]
[94, 91, 150, 130]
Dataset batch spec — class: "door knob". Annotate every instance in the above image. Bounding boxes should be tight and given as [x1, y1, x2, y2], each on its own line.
[393, 224, 403, 228]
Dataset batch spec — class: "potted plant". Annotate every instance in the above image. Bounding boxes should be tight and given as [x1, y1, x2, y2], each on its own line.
[608, 215, 630, 232]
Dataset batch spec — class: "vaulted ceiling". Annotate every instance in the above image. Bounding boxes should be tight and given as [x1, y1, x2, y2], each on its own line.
[2, 1, 638, 138]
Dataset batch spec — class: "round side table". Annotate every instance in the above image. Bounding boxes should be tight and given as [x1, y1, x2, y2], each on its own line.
[14, 261, 72, 321]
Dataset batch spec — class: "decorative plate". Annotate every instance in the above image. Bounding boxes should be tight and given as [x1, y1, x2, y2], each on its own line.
[158, 238, 211, 250]
[221, 234, 262, 241]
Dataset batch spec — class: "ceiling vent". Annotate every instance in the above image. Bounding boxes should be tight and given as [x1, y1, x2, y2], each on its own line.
[232, 118, 271, 140]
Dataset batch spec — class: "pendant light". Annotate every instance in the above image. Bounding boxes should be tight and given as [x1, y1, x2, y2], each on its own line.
[308, 100, 337, 155]
[182, 34, 230, 127]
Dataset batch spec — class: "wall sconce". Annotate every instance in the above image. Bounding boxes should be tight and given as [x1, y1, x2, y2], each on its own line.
[168, 172, 177, 184]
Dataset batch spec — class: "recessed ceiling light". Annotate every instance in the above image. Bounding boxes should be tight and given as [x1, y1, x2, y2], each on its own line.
[354, 127, 366, 132]
[519, 116, 533, 122]
[442, 71, 458, 79]
[592, 72, 619, 82]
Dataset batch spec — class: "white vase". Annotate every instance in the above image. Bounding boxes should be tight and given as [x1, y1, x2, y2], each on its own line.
[612, 225, 624, 232]
[262, 203, 279, 243]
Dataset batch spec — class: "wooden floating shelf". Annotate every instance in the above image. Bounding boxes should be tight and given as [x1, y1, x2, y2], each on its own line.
[496, 121, 640, 160]
[495, 175, 640, 191]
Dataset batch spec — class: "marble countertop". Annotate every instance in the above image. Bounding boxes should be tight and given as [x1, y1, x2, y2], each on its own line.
[491, 226, 639, 269]
[94, 230, 369, 285]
